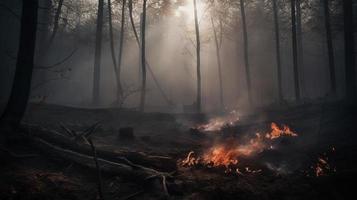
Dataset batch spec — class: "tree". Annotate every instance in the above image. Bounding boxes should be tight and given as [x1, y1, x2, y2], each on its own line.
[139, 0, 147, 112]
[92, 0, 104, 105]
[291, 0, 300, 101]
[322, 0, 336, 94]
[108, 0, 123, 104]
[117, 0, 127, 100]
[0, 0, 39, 130]
[194, 0, 202, 113]
[47, 0, 64, 49]
[296, 0, 305, 97]
[272, 0, 283, 103]
[211, 17, 224, 111]
[239, 0, 252, 106]
[343, 0, 356, 100]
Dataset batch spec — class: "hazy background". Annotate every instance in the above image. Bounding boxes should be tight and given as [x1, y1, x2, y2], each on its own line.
[0, 0, 352, 113]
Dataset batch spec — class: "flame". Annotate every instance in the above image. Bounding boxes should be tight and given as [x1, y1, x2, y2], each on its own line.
[181, 122, 298, 174]
[196, 110, 240, 132]
[265, 123, 298, 139]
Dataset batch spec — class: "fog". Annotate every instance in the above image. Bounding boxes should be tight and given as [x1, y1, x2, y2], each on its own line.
[0, 0, 349, 113]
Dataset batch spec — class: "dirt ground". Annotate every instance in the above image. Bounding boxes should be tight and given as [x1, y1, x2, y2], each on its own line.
[1, 101, 357, 199]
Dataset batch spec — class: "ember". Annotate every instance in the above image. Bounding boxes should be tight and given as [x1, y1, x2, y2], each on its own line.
[265, 122, 298, 139]
[181, 122, 298, 174]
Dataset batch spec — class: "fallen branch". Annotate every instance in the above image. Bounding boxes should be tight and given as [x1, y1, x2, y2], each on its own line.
[20, 123, 177, 172]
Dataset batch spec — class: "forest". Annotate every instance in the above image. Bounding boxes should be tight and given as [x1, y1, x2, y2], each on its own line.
[0, 0, 356, 199]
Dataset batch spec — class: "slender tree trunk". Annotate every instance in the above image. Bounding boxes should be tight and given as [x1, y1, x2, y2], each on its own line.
[47, 0, 64, 48]
[211, 17, 224, 111]
[291, 0, 300, 101]
[0, 0, 38, 130]
[343, 0, 356, 100]
[239, 0, 252, 106]
[193, 0, 201, 113]
[108, 0, 122, 104]
[296, 0, 305, 98]
[128, 0, 173, 106]
[92, 0, 104, 105]
[139, 0, 147, 112]
[117, 0, 126, 99]
[322, 0, 336, 94]
[272, 0, 283, 104]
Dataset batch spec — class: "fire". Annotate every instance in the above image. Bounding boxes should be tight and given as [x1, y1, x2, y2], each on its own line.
[181, 122, 298, 174]
[265, 122, 298, 139]
[196, 110, 240, 132]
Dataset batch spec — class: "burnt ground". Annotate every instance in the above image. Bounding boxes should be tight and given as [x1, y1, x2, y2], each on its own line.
[1, 101, 357, 200]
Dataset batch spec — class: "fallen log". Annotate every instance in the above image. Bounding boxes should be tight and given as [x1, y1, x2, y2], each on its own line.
[32, 137, 173, 183]
[20, 124, 177, 172]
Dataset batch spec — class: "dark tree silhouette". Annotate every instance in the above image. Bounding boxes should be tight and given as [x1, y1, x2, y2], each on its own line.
[194, 0, 202, 113]
[291, 0, 301, 101]
[0, 0, 38, 130]
[117, 0, 127, 99]
[343, 0, 356, 100]
[296, 0, 305, 97]
[108, 0, 123, 103]
[47, 0, 64, 48]
[92, 0, 104, 105]
[211, 17, 224, 111]
[272, 0, 283, 103]
[139, 0, 147, 112]
[322, 0, 336, 94]
[239, 0, 252, 106]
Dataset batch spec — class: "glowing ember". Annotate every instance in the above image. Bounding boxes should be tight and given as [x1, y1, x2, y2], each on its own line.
[196, 110, 240, 132]
[181, 122, 298, 174]
[265, 122, 298, 139]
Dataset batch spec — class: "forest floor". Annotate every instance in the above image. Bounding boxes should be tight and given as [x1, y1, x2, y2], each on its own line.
[1, 101, 357, 200]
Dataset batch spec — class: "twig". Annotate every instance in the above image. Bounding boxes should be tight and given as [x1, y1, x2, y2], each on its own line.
[88, 139, 104, 200]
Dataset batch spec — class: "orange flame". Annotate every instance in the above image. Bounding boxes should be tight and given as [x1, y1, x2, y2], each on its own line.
[181, 122, 299, 174]
[265, 123, 298, 139]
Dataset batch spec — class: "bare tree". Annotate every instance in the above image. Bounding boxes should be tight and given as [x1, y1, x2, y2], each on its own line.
[272, 0, 283, 103]
[139, 0, 147, 112]
[117, 0, 127, 99]
[296, 0, 305, 97]
[108, 0, 123, 103]
[291, 0, 301, 101]
[343, 0, 356, 100]
[1, 0, 39, 130]
[239, 0, 252, 106]
[193, 0, 202, 113]
[211, 17, 224, 110]
[322, 0, 336, 94]
[92, 0, 104, 105]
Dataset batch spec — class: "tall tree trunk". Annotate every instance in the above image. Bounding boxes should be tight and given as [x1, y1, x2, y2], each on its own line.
[0, 0, 38, 130]
[92, 0, 104, 105]
[343, 0, 356, 100]
[193, 0, 201, 113]
[272, 0, 283, 104]
[139, 0, 147, 112]
[211, 17, 224, 111]
[322, 0, 336, 94]
[117, 0, 126, 99]
[291, 0, 300, 101]
[239, 0, 252, 106]
[128, 0, 173, 106]
[108, 0, 122, 104]
[47, 0, 63, 48]
[296, 0, 305, 98]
